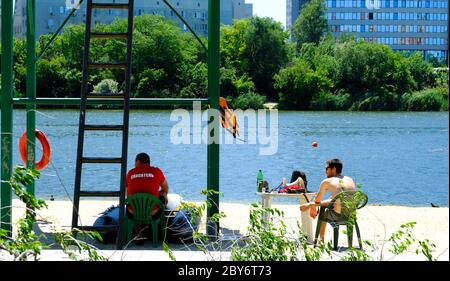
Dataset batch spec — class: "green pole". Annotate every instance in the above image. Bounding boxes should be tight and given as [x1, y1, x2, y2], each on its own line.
[206, 0, 220, 236]
[1, 0, 15, 232]
[26, 0, 36, 196]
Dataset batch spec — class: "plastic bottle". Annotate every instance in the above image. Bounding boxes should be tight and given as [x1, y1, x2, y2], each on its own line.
[257, 169, 264, 192]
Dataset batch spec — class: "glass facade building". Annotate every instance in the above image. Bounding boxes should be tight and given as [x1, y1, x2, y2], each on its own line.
[288, 0, 449, 62]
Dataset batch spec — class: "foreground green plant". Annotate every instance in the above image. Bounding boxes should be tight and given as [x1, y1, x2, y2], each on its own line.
[0, 218, 46, 261]
[0, 166, 47, 260]
[54, 229, 107, 261]
[231, 203, 299, 261]
[297, 223, 332, 261]
[340, 240, 374, 261]
[0, 165, 107, 261]
[389, 222, 437, 261]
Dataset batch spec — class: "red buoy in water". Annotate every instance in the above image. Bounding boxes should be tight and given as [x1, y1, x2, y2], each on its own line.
[312, 142, 318, 148]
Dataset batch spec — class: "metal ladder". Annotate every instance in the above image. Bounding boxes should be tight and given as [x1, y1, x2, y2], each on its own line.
[71, 0, 134, 250]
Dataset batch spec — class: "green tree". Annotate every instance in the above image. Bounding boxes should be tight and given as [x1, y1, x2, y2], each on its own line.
[291, 0, 328, 50]
[274, 58, 332, 109]
[333, 40, 414, 108]
[221, 17, 289, 101]
[405, 51, 436, 90]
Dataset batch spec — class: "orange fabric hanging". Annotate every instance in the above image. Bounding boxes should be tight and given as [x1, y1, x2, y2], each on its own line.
[219, 97, 239, 138]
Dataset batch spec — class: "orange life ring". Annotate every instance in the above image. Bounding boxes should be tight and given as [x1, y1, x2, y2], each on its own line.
[19, 129, 51, 171]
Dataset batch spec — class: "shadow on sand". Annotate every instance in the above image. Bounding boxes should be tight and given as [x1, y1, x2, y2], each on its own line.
[33, 219, 244, 253]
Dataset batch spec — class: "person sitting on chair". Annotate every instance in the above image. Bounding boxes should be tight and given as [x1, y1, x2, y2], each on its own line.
[287, 170, 308, 190]
[126, 152, 169, 242]
[299, 159, 355, 243]
[275, 170, 307, 193]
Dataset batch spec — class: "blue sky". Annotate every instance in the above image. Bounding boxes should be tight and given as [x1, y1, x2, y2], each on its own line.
[246, 0, 287, 27]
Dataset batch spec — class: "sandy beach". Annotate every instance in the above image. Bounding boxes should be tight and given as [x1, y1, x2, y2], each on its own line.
[8, 198, 450, 261]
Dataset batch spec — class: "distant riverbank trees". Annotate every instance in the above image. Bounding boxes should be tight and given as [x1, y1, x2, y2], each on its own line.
[274, 34, 448, 111]
[1, 12, 448, 111]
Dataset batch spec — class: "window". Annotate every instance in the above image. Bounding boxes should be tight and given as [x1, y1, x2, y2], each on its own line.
[361, 24, 365, 32]
[393, 0, 398, 7]
[393, 12, 398, 20]
[368, 12, 373, 20]
[47, 19, 54, 28]
[360, 0, 365, 8]
[385, 0, 390, 7]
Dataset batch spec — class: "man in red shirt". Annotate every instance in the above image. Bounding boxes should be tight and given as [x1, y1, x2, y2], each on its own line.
[126, 153, 169, 242]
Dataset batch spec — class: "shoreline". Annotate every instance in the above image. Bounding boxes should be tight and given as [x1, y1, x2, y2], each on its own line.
[5, 199, 449, 260]
[25, 196, 450, 208]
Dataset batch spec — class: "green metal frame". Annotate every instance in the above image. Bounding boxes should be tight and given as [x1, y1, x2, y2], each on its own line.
[1, 0, 14, 233]
[1, 0, 221, 236]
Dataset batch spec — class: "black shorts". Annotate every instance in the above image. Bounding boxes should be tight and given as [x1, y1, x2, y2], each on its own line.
[323, 209, 342, 222]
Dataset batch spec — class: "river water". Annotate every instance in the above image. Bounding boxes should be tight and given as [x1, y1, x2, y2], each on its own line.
[4, 109, 449, 206]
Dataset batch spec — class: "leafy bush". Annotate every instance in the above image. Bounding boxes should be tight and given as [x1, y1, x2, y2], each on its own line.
[0, 165, 107, 261]
[405, 52, 436, 90]
[389, 222, 437, 261]
[231, 204, 299, 261]
[221, 17, 289, 100]
[235, 74, 256, 96]
[230, 92, 266, 110]
[434, 68, 449, 88]
[93, 79, 119, 94]
[230, 203, 332, 261]
[310, 91, 352, 110]
[179, 62, 207, 98]
[274, 58, 332, 110]
[353, 91, 400, 111]
[401, 88, 448, 111]
[137, 68, 168, 96]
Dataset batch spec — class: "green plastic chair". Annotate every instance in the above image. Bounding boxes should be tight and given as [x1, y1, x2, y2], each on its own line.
[313, 190, 368, 250]
[125, 193, 166, 248]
